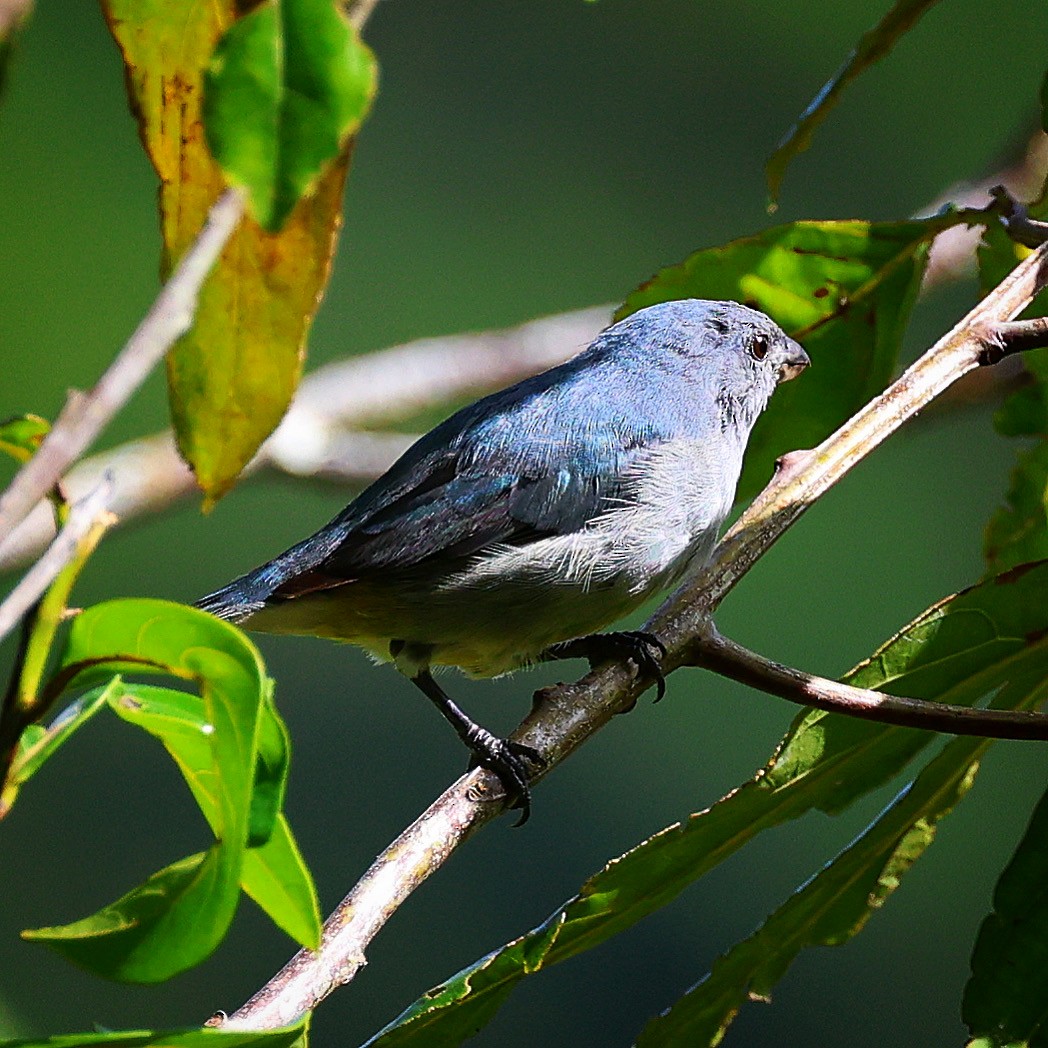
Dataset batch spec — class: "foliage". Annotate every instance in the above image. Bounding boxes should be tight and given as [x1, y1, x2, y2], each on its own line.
[1, 1, 1048, 1047]
[9, 599, 319, 982]
[101, 0, 375, 503]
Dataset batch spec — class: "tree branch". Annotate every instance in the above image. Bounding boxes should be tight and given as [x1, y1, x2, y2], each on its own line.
[0, 477, 115, 645]
[690, 628, 1048, 740]
[218, 240, 1048, 1031]
[0, 188, 245, 544]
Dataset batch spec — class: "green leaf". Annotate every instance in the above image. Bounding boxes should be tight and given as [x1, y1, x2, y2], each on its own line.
[0, 1018, 308, 1048]
[22, 850, 238, 983]
[204, 0, 378, 232]
[24, 601, 275, 981]
[619, 216, 965, 500]
[765, 0, 945, 206]
[985, 441, 1048, 573]
[250, 680, 292, 848]
[964, 773, 1048, 1047]
[362, 563, 1048, 1047]
[111, 684, 319, 949]
[0, 413, 49, 464]
[638, 751, 980, 1045]
[638, 668, 1048, 1046]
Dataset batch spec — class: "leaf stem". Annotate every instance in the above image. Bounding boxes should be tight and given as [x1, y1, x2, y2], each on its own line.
[0, 476, 116, 783]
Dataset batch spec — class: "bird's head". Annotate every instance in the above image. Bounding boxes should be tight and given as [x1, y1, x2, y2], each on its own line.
[610, 299, 810, 432]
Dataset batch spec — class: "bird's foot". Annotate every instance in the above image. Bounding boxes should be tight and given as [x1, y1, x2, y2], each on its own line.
[543, 630, 668, 701]
[465, 727, 545, 827]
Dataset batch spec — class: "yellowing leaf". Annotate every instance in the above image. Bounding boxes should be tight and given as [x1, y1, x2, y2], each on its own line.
[101, 0, 372, 503]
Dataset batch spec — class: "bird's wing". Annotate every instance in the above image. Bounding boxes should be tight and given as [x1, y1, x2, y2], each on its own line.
[200, 344, 676, 609]
[264, 425, 661, 601]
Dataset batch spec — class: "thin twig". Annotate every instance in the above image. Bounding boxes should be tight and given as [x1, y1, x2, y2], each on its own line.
[0, 477, 115, 645]
[347, 0, 381, 30]
[0, 188, 245, 544]
[692, 628, 1048, 740]
[220, 241, 1048, 1031]
[991, 184, 1048, 249]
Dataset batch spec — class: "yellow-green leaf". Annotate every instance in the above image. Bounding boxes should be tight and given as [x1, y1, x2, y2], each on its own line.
[100, 0, 365, 504]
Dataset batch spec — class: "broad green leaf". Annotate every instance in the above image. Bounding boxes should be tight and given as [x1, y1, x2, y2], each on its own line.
[765, 0, 944, 205]
[639, 673, 1048, 1046]
[204, 0, 377, 232]
[22, 850, 237, 984]
[1, 682, 117, 817]
[0, 1018, 307, 1048]
[964, 773, 1048, 1046]
[111, 684, 319, 949]
[0, 413, 49, 463]
[618, 216, 965, 500]
[100, 1, 367, 504]
[363, 563, 1048, 1047]
[25, 600, 269, 981]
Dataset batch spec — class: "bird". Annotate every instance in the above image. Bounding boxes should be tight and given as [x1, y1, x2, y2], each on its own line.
[197, 299, 810, 822]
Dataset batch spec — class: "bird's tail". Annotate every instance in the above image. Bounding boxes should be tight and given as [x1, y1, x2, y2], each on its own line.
[195, 570, 272, 624]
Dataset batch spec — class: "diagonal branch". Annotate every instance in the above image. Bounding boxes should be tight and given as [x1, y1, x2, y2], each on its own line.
[0, 188, 245, 544]
[218, 237, 1048, 1030]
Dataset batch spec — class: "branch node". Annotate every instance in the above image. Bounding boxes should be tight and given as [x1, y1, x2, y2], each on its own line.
[991, 185, 1048, 248]
[976, 317, 1048, 366]
[773, 448, 816, 481]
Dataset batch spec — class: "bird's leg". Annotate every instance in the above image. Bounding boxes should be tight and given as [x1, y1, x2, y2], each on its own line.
[401, 659, 543, 826]
[540, 630, 667, 701]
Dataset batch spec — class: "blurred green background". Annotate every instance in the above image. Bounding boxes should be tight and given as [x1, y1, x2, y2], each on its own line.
[2, 1, 1047, 1045]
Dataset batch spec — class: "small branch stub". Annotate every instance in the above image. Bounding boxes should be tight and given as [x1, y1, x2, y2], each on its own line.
[977, 317, 1048, 366]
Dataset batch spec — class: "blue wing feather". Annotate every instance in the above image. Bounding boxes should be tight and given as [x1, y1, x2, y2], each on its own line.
[198, 324, 685, 618]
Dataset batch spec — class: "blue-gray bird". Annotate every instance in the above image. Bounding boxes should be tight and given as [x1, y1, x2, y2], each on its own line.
[197, 299, 809, 821]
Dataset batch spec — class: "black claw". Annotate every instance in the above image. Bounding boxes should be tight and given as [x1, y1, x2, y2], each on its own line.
[617, 630, 668, 702]
[466, 729, 544, 826]
[546, 630, 667, 701]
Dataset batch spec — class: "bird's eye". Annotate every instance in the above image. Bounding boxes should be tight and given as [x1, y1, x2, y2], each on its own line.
[750, 335, 769, 361]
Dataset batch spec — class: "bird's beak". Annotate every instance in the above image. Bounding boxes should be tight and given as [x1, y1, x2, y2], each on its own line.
[779, 341, 811, 383]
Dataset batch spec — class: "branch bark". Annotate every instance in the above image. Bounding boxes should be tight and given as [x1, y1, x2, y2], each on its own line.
[219, 237, 1048, 1031]
[691, 628, 1048, 740]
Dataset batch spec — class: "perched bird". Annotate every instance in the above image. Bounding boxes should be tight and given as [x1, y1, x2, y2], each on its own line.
[198, 299, 809, 821]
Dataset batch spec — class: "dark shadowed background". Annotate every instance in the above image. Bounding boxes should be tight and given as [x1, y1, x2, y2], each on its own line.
[2, 2, 1047, 1045]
